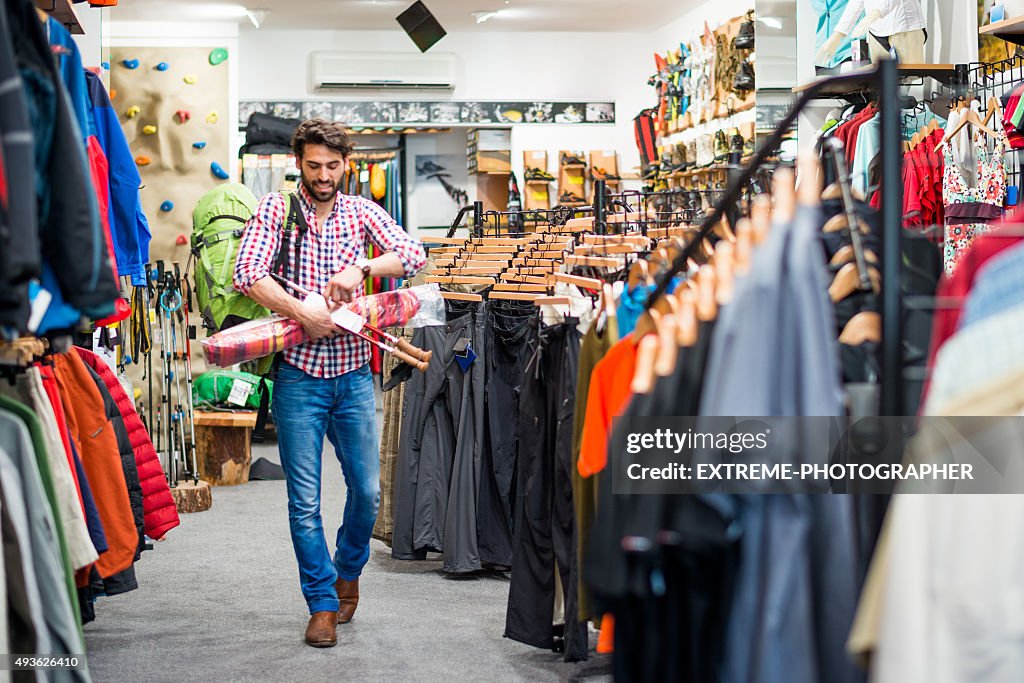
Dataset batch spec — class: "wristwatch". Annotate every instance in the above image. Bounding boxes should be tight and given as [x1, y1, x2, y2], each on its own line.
[352, 258, 372, 277]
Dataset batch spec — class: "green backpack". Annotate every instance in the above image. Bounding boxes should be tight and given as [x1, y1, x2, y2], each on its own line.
[192, 370, 272, 410]
[190, 183, 269, 332]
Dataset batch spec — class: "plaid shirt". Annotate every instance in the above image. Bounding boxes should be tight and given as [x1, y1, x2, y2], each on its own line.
[233, 185, 426, 377]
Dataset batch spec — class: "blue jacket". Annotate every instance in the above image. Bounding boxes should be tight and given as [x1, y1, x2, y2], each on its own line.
[85, 70, 151, 284]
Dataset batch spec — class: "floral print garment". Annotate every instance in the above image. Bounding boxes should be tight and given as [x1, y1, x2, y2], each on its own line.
[942, 132, 1007, 276]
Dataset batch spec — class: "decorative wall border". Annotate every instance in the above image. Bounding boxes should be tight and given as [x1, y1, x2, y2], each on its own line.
[239, 99, 616, 129]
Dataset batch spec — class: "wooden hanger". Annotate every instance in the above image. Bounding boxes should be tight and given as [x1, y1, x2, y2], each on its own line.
[441, 291, 483, 302]
[982, 96, 1001, 127]
[829, 263, 881, 302]
[630, 333, 661, 394]
[565, 255, 620, 268]
[713, 241, 735, 306]
[695, 265, 717, 322]
[490, 291, 544, 301]
[823, 213, 870, 234]
[533, 296, 571, 306]
[839, 311, 881, 345]
[935, 105, 998, 153]
[830, 245, 879, 267]
[424, 275, 496, 285]
[653, 314, 679, 377]
[551, 272, 602, 291]
[672, 287, 697, 346]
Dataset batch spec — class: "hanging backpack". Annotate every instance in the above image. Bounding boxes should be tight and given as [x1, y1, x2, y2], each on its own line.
[191, 183, 267, 332]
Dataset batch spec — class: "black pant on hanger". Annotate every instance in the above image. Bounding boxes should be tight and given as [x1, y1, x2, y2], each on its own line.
[504, 320, 588, 662]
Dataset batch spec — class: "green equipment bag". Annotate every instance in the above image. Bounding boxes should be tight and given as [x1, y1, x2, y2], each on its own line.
[192, 370, 273, 411]
[190, 183, 269, 332]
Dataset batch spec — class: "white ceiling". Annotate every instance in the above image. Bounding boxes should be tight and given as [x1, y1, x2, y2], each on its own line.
[111, 0, 699, 33]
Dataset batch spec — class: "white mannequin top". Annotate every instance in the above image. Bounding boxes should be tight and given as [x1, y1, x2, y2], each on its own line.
[834, 0, 926, 38]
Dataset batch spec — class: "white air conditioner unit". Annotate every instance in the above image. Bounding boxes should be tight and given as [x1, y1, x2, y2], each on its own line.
[310, 51, 456, 91]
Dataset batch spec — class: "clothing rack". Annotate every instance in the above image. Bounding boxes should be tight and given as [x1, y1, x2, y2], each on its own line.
[646, 60, 907, 416]
[962, 54, 1024, 192]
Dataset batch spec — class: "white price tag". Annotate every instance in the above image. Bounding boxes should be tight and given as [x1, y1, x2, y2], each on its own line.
[359, 169, 371, 183]
[227, 378, 254, 407]
[331, 307, 365, 333]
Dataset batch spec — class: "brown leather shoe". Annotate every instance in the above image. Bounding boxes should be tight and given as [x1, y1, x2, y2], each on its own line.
[304, 611, 338, 647]
[335, 577, 359, 624]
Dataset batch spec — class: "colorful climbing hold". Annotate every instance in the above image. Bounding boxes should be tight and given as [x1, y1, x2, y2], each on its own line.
[142, 124, 158, 135]
[126, 105, 140, 119]
[110, 89, 117, 100]
[160, 200, 174, 212]
[192, 141, 207, 150]
[210, 162, 229, 180]
[156, 62, 169, 71]
[209, 48, 229, 66]
[134, 156, 151, 166]
[101, 62, 109, 70]
[205, 111, 219, 124]
[183, 74, 198, 85]
[122, 58, 140, 69]
[175, 110, 192, 124]
[176, 235, 188, 246]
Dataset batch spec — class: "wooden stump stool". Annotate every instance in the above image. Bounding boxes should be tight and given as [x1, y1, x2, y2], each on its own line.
[194, 411, 258, 485]
[171, 479, 212, 513]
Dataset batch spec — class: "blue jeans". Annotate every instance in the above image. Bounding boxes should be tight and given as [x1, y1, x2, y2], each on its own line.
[272, 361, 380, 614]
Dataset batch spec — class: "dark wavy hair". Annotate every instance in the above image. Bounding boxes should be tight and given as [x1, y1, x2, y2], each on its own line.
[291, 118, 354, 159]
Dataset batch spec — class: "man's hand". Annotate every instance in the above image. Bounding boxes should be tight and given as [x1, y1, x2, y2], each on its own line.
[325, 265, 364, 304]
[298, 293, 338, 341]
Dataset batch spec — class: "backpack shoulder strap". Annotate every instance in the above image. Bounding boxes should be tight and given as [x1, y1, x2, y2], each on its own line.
[272, 193, 309, 281]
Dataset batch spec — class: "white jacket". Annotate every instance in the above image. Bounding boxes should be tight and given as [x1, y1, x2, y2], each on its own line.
[835, 0, 926, 38]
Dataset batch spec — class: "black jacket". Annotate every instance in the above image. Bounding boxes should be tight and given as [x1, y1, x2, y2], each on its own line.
[8, 0, 118, 316]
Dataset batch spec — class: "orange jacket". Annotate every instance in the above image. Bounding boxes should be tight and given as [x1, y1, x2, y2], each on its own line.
[53, 350, 137, 579]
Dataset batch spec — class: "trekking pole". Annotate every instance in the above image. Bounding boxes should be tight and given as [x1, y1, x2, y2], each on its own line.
[169, 264, 191, 482]
[176, 262, 200, 485]
[158, 262, 177, 486]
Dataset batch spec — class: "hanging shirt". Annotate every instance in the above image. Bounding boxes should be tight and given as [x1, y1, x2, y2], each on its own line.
[941, 133, 1007, 275]
[834, 0, 926, 39]
[578, 336, 636, 478]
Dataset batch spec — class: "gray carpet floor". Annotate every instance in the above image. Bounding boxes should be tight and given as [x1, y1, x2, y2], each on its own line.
[83, 425, 610, 682]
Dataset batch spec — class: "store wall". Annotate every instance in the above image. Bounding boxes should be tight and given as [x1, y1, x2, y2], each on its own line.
[237, 28, 652, 204]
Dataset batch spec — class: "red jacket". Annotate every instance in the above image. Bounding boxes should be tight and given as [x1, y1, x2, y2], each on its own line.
[75, 348, 180, 540]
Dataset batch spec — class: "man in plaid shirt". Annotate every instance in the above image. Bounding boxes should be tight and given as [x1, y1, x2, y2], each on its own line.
[233, 119, 426, 647]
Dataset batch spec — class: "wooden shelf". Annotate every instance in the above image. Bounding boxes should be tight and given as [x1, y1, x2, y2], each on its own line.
[35, 0, 83, 34]
[980, 16, 1024, 46]
[792, 64, 960, 96]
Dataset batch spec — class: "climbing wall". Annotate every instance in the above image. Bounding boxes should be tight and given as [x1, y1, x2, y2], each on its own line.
[110, 46, 231, 271]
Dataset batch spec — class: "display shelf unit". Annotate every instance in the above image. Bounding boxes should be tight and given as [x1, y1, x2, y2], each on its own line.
[980, 16, 1024, 46]
[523, 150, 551, 212]
[557, 150, 588, 206]
[793, 64, 963, 96]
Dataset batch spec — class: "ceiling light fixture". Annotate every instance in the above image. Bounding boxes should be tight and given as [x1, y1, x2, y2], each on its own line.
[246, 8, 270, 28]
[472, 10, 498, 23]
[757, 16, 783, 29]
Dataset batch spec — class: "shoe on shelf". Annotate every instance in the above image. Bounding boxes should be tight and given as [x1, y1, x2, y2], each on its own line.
[560, 152, 587, 167]
[304, 611, 338, 648]
[592, 167, 621, 181]
[559, 190, 585, 204]
[714, 130, 729, 163]
[729, 130, 744, 165]
[734, 59, 755, 93]
[525, 167, 556, 182]
[734, 10, 755, 50]
[641, 164, 660, 180]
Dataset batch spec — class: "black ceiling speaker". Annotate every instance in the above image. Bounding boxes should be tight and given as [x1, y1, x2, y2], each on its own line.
[396, 1, 447, 53]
